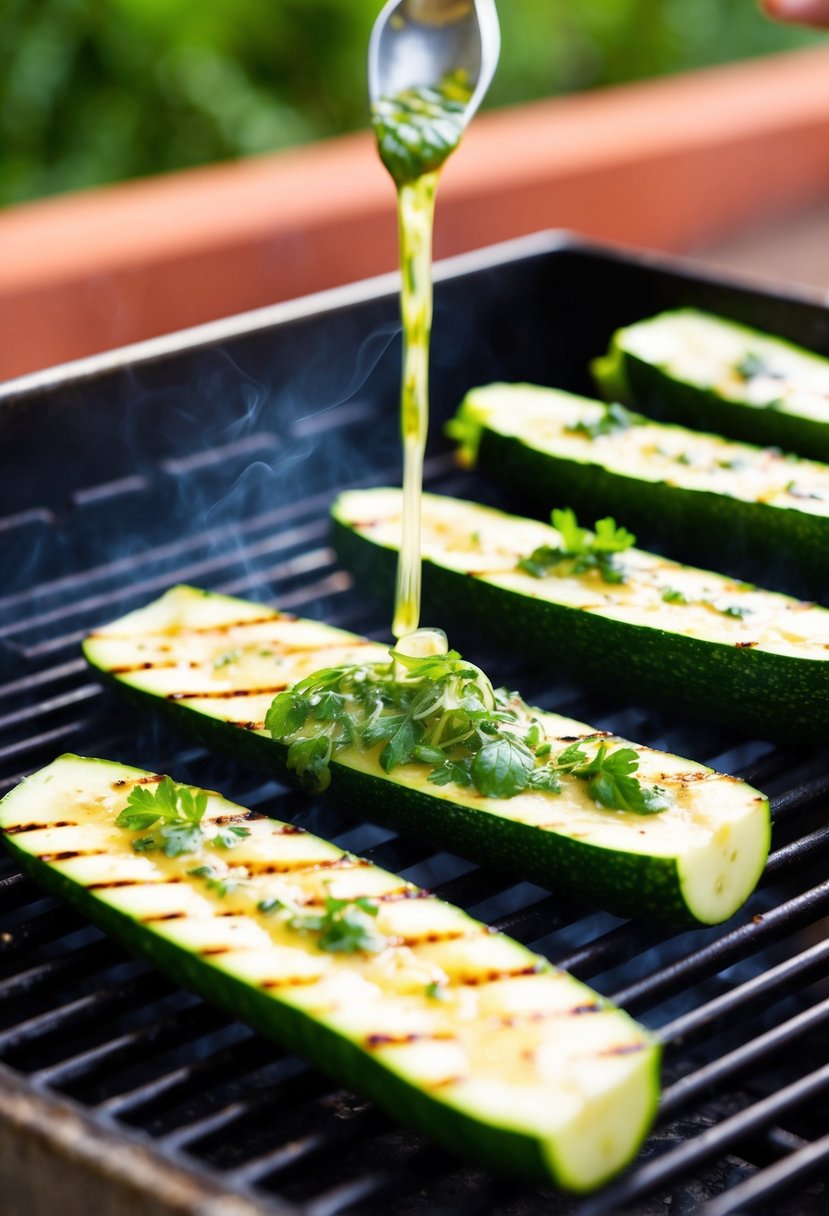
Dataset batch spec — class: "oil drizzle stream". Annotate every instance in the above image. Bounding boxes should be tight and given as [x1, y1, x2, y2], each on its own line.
[372, 77, 471, 638]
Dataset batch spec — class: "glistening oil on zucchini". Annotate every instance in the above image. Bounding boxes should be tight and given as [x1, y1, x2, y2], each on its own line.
[371, 74, 472, 638]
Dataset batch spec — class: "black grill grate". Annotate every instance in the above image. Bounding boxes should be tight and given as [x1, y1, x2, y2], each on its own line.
[1, 235, 828, 1215]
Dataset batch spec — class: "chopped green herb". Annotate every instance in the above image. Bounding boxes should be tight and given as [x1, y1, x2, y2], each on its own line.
[785, 480, 824, 501]
[720, 604, 752, 620]
[116, 775, 250, 857]
[518, 508, 636, 585]
[661, 588, 688, 604]
[736, 352, 778, 380]
[566, 401, 637, 440]
[425, 981, 450, 1001]
[265, 646, 669, 816]
[371, 73, 471, 187]
[213, 649, 242, 669]
[188, 864, 247, 898]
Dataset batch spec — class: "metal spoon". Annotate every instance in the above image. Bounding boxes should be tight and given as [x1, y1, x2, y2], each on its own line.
[368, 0, 500, 121]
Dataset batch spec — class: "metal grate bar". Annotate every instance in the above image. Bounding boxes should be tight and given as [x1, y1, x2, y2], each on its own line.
[660, 997, 829, 1118]
[29, 1001, 231, 1090]
[305, 1173, 391, 1216]
[764, 824, 829, 875]
[659, 938, 829, 1045]
[0, 684, 103, 734]
[0, 969, 170, 1053]
[0, 937, 123, 1006]
[697, 1131, 829, 1216]
[611, 880, 829, 1011]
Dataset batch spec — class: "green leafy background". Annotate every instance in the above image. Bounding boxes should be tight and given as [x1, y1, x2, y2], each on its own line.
[0, 0, 820, 207]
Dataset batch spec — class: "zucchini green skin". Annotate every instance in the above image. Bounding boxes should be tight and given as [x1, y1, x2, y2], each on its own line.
[450, 383, 829, 601]
[83, 587, 771, 929]
[0, 755, 661, 1191]
[330, 489, 829, 744]
[593, 309, 829, 461]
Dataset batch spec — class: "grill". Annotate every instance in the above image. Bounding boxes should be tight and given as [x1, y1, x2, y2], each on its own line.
[1, 232, 828, 1216]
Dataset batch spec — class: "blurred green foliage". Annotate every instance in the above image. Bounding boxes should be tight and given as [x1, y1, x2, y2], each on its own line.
[0, 0, 821, 206]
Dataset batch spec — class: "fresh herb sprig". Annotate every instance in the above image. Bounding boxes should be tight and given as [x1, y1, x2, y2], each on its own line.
[265, 648, 670, 815]
[518, 508, 636, 585]
[116, 776, 250, 857]
[259, 889, 386, 954]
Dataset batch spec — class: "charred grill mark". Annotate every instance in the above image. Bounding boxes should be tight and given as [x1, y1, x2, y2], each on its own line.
[458, 964, 543, 987]
[3, 820, 78, 835]
[260, 974, 322, 990]
[88, 615, 285, 642]
[168, 685, 289, 701]
[141, 911, 186, 923]
[200, 946, 232, 957]
[243, 856, 368, 876]
[228, 721, 266, 731]
[38, 849, 106, 862]
[428, 1075, 466, 1090]
[736, 640, 759, 649]
[375, 887, 428, 903]
[495, 1002, 602, 1027]
[556, 731, 612, 743]
[112, 775, 164, 790]
[601, 1042, 647, 1056]
[210, 811, 262, 825]
[400, 929, 478, 948]
[87, 878, 184, 890]
[108, 660, 202, 674]
[366, 1031, 456, 1049]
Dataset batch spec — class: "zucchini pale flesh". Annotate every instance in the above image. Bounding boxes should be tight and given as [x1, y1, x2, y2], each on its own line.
[449, 382, 829, 600]
[0, 755, 660, 1191]
[331, 487, 829, 743]
[593, 309, 829, 460]
[82, 586, 770, 927]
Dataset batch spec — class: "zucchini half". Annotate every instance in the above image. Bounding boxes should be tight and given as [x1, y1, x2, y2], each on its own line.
[0, 754, 660, 1192]
[448, 382, 829, 601]
[593, 309, 829, 460]
[82, 586, 771, 927]
[331, 487, 829, 743]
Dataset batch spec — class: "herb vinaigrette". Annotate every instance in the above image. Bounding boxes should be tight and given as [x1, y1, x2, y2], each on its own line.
[371, 74, 471, 638]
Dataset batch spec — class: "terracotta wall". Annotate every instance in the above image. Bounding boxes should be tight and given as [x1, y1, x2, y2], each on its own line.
[2, 46, 829, 381]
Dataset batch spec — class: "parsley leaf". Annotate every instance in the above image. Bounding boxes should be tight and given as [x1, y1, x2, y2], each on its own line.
[116, 776, 249, 857]
[571, 743, 671, 815]
[661, 587, 688, 604]
[518, 508, 636, 584]
[471, 735, 534, 798]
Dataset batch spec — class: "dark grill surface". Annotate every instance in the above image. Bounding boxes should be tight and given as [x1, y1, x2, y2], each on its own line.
[1, 235, 828, 1215]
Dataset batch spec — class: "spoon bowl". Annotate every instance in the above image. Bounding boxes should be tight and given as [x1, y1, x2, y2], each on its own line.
[369, 0, 500, 123]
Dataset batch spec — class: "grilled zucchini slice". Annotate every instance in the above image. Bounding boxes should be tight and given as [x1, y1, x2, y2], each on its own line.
[83, 586, 770, 927]
[593, 309, 829, 460]
[448, 382, 829, 600]
[331, 486, 829, 743]
[0, 754, 660, 1192]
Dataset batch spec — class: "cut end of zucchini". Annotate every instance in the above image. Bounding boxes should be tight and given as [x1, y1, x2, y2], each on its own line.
[0, 754, 661, 1190]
